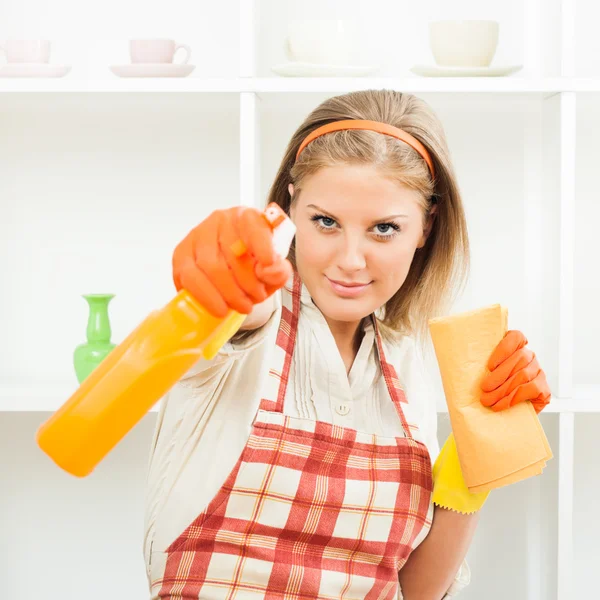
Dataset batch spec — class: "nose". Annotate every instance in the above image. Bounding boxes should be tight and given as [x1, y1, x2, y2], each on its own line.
[336, 232, 367, 273]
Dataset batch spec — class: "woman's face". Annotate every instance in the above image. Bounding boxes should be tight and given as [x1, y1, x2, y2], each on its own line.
[289, 164, 434, 327]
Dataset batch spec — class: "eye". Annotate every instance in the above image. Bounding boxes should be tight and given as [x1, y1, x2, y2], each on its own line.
[311, 214, 338, 230]
[373, 222, 401, 240]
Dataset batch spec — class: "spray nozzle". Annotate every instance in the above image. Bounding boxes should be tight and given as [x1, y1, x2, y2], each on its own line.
[230, 203, 295, 261]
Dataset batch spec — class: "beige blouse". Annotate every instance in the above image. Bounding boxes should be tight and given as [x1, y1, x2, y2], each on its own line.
[143, 282, 471, 598]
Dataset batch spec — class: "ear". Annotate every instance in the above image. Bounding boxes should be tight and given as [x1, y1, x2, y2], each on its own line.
[288, 184, 296, 220]
[418, 204, 438, 249]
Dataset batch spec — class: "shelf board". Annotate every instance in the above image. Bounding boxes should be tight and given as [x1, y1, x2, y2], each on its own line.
[1, 76, 600, 95]
[0, 382, 161, 413]
[1, 383, 597, 413]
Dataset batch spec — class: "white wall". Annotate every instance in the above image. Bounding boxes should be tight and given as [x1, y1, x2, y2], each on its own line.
[574, 95, 599, 385]
[573, 414, 600, 596]
[0, 93, 239, 385]
[0, 413, 155, 598]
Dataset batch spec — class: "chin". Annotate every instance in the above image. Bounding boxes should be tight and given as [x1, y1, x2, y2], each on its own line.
[313, 291, 376, 323]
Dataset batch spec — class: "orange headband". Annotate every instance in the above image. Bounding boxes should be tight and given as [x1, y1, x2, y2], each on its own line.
[295, 119, 435, 179]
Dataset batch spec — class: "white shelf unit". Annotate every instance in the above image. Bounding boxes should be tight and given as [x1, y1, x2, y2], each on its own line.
[0, 0, 597, 599]
[2, 77, 600, 94]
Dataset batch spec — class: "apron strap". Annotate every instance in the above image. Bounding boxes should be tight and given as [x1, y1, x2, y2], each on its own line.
[372, 317, 414, 439]
[257, 272, 302, 413]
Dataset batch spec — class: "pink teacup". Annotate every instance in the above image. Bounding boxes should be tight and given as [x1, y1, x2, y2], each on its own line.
[0, 39, 51, 63]
[129, 39, 191, 64]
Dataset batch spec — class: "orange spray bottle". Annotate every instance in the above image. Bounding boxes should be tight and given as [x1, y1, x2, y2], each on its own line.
[36, 203, 296, 477]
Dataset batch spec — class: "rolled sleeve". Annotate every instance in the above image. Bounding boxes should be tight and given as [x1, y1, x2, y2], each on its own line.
[397, 558, 470, 599]
[442, 558, 471, 597]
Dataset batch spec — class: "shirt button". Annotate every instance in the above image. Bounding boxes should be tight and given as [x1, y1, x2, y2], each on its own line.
[335, 403, 350, 416]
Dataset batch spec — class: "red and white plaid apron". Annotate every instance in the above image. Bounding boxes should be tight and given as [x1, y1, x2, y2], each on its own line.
[155, 274, 434, 599]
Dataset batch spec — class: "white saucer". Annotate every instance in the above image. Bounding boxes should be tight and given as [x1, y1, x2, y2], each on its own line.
[0, 64, 71, 78]
[271, 62, 379, 77]
[109, 64, 195, 78]
[410, 64, 523, 78]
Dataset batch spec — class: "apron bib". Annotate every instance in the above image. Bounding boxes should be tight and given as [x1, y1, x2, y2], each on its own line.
[154, 274, 434, 599]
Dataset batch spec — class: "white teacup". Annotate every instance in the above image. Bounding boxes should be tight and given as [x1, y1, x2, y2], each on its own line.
[429, 20, 499, 68]
[129, 39, 191, 64]
[0, 39, 51, 63]
[285, 20, 358, 66]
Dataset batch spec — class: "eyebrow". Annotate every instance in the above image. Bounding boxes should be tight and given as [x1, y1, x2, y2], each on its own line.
[306, 203, 409, 221]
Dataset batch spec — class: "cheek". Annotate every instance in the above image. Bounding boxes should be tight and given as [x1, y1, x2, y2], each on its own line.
[294, 225, 332, 271]
[371, 243, 416, 286]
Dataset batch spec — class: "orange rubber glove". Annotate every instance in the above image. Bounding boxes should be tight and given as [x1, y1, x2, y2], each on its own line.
[172, 206, 293, 318]
[480, 330, 551, 414]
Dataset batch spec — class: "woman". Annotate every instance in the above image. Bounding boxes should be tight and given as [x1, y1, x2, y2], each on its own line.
[144, 90, 551, 599]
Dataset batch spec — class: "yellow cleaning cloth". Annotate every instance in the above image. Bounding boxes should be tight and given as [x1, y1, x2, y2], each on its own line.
[428, 304, 553, 494]
[432, 433, 490, 513]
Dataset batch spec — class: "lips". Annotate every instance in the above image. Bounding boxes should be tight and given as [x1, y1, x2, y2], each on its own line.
[327, 277, 372, 298]
[329, 279, 370, 287]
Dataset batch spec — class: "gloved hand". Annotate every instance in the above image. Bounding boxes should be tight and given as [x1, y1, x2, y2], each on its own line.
[480, 330, 551, 414]
[172, 206, 293, 318]
[432, 433, 490, 514]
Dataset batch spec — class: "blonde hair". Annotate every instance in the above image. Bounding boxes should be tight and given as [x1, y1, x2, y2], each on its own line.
[265, 89, 470, 346]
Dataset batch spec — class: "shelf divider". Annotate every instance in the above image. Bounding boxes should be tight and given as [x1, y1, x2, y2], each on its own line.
[558, 92, 576, 400]
[557, 411, 575, 600]
[523, 82, 544, 367]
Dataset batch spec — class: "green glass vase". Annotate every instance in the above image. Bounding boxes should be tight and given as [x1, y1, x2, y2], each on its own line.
[73, 293, 117, 383]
